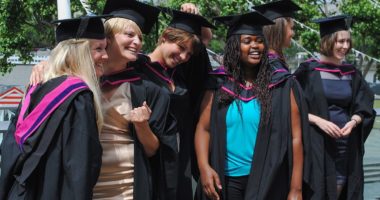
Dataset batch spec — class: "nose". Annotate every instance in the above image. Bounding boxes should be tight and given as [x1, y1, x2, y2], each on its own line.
[133, 35, 142, 47]
[179, 51, 190, 62]
[343, 41, 350, 49]
[102, 51, 109, 61]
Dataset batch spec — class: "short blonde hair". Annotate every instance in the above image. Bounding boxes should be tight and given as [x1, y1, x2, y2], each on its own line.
[158, 27, 201, 54]
[104, 18, 142, 39]
[320, 31, 352, 57]
[44, 38, 103, 130]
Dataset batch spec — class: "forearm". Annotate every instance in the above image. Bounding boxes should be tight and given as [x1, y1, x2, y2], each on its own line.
[195, 127, 211, 171]
[290, 89, 303, 191]
[308, 113, 321, 125]
[133, 121, 159, 157]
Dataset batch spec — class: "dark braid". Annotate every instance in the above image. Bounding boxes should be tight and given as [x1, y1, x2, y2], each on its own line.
[217, 34, 272, 124]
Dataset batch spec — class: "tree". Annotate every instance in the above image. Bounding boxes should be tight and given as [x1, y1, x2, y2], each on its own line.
[1, 0, 379, 78]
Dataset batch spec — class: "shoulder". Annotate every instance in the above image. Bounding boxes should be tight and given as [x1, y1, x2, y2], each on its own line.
[206, 66, 229, 90]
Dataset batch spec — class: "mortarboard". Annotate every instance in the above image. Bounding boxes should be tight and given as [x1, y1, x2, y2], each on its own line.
[213, 11, 274, 38]
[253, 0, 301, 21]
[102, 0, 160, 34]
[160, 7, 215, 36]
[53, 15, 109, 43]
[313, 15, 352, 37]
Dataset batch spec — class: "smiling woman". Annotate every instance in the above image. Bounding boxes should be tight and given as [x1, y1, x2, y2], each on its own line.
[194, 11, 310, 200]
[294, 15, 376, 199]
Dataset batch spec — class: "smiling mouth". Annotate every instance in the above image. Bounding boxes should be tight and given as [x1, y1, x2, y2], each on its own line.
[126, 48, 138, 54]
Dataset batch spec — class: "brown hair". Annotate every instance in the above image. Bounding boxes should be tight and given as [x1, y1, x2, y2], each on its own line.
[262, 17, 292, 59]
[320, 31, 352, 57]
[158, 27, 201, 54]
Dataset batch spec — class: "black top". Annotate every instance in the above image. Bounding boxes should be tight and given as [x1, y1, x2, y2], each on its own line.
[101, 68, 175, 200]
[53, 15, 108, 43]
[195, 69, 313, 200]
[0, 76, 102, 199]
[213, 11, 274, 38]
[102, 0, 160, 34]
[253, 0, 301, 20]
[294, 59, 375, 199]
[313, 15, 352, 37]
[160, 7, 215, 35]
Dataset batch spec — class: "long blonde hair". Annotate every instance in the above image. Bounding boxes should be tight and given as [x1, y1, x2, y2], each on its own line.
[43, 38, 103, 130]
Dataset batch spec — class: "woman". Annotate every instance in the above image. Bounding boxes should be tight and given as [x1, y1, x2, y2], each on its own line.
[294, 15, 375, 200]
[0, 16, 107, 199]
[194, 11, 306, 200]
[92, 0, 173, 199]
[254, 0, 301, 74]
[130, 7, 215, 200]
[254, 0, 301, 87]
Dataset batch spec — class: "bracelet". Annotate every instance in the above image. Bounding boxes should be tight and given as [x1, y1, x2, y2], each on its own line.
[351, 118, 359, 127]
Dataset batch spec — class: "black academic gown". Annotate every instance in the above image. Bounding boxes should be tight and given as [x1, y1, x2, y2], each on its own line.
[131, 45, 211, 200]
[100, 68, 175, 200]
[294, 59, 376, 200]
[195, 68, 312, 200]
[0, 76, 102, 200]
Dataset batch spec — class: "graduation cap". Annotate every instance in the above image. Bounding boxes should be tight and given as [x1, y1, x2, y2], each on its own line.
[160, 7, 215, 36]
[213, 11, 274, 38]
[53, 15, 109, 43]
[313, 15, 353, 37]
[252, 0, 301, 20]
[102, 0, 160, 34]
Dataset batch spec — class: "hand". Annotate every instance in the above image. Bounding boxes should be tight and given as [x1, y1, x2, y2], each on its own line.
[180, 3, 199, 15]
[126, 101, 152, 124]
[200, 165, 222, 200]
[30, 61, 47, 85]
[340, 120, 356, 136]
[315, 118, 342, 138]
[287, 188, 302, 200]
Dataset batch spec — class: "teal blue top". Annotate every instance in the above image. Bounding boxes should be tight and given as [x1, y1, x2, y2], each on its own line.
[225, 99, 261, 177]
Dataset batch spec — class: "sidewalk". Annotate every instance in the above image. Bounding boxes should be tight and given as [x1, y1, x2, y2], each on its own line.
[364, 128, 380, 199]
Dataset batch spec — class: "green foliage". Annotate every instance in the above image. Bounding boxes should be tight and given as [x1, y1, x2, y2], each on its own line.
[1, 0, 380, 77]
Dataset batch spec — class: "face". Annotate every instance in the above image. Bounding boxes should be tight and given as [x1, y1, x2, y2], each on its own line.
[89, 38, 108, 77]
[240, 34, 265, 67]
[283, 19, 294, 48]
[108, 26, 142, 62]
[159, 39, 193, 68]
[333, 30, 351, 61]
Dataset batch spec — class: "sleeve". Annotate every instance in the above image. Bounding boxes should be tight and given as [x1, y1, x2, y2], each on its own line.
[0, 106, 21, 199]
[61, 91, 102, 199]
[352, 71, 376, 141]
[145, 83, 178, 153]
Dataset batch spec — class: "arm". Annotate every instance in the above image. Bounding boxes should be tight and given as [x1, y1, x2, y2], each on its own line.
[128, 101, 159, 157]
[180, 3, 212, 47]
[288, 89, 303, 200]
[195, 91, 221, 200]
[308, 113, 342, 138]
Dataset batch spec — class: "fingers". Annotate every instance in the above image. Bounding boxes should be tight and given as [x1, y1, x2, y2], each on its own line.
[30, 61, 46, 85]
[142, 101, 152, 114]
[180, 3, 199, 15]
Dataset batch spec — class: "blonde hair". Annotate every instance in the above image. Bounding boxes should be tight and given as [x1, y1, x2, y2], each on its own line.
[157, 27, 201, 54]
[43, 38, 103, 130]
[263, 17, 292, 59]
[104, 18, 142, 39]
[320, 31, 352, 57]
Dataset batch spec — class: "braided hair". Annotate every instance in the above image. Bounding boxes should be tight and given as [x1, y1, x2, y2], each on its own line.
[217, 34, 272, 124]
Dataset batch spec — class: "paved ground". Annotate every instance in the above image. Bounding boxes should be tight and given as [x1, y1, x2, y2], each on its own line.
[1, 129, 380, 199]
[364, 128, 380, 199]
